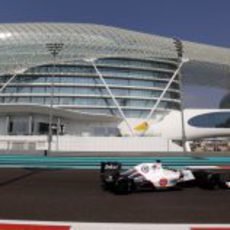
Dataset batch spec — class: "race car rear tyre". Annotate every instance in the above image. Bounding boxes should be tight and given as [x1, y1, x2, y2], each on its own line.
[197, 172, 221, 189]
[114, 178, 133, 194]
[205, 173, 220, 189]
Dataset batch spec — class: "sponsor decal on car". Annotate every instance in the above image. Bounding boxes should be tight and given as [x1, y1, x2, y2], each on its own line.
[159, 178, 168, 187]
[104, 164, 119, 170]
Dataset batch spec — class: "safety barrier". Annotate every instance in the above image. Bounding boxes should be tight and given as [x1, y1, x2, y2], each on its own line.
[0, 155, 230, 169]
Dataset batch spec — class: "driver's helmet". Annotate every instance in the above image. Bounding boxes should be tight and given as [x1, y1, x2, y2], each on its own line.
[152, 160, 162, 170]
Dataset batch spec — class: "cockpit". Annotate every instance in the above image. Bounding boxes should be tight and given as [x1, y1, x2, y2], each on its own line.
[151, 160, 162, 170]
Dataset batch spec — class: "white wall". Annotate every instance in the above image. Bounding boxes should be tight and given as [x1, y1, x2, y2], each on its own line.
[0, 135, 183, 152]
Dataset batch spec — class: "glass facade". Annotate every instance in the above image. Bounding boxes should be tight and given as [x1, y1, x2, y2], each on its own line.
[188, 112, 230, 128]
[8, 116, 30, 135]
[0, 58, 181, 118]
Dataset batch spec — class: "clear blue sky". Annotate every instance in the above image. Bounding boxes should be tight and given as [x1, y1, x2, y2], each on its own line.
[0, 0, 229, 47]
[0, 0, 229, 108]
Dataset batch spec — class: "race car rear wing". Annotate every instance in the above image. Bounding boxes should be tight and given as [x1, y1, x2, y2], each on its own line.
[100, 162, 122, 173]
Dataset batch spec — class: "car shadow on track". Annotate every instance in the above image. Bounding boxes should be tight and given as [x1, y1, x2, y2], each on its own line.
[0, 169, 46, 187]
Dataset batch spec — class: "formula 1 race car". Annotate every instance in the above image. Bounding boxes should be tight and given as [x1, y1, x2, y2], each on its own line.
[100, 161, 230, 194]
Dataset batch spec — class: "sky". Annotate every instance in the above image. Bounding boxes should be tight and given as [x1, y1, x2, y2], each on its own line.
[0, 0, 229, 108]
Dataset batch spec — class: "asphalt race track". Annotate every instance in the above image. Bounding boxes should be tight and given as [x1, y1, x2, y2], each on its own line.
[0, 168, 229, 223]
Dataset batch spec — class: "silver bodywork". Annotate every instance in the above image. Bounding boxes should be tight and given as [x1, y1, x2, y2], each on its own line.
[134, 163, 195, 189]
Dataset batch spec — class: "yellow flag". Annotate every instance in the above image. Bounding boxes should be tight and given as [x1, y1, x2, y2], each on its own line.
[134, 121, 149, 132]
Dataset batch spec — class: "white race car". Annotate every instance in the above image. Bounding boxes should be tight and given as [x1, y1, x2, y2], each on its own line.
[100, 161, 230, 194]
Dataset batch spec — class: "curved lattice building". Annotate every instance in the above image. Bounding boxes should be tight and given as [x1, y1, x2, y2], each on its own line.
[0, 23, 229, 151]
[220, 94, 230, 109]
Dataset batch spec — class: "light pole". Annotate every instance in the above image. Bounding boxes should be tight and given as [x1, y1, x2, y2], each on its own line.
[173, 38, 187, 153]
[46, 43, 64, 153]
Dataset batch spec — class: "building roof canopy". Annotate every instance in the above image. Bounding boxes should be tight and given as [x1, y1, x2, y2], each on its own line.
[0, 23, 229, 89]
